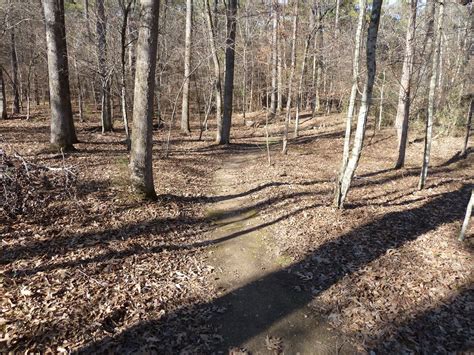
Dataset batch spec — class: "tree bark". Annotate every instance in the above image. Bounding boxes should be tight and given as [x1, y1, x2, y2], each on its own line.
[459, 189, 473, 241]
[419, 0, 444, 190]
[181, 0, 192, 134]
[394, 0, 417, 169]
[120, 0, 133, 149]
[0, 69, 7, 119]
[294, 3, 318, 137]
[282, 0, 298, 154]
[204, 0, 223, 143]
[269, 0, 279, 119]
[129, 0, 160, 199]
[334, 0, 383, 209]
[377, 69, 385, 130]
[10, 28, 20, 114]
[42, 0, 77, 150]
[97, 0, 112, 133]
[217, 0, 237, 145]
[461, 98, 473, 157]
[340, 0, 366, 175]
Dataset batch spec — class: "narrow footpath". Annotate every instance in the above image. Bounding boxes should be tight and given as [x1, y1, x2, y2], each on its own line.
[205, 150, 354, 354]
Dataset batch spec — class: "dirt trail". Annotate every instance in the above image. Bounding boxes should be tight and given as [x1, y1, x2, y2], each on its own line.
[206, 151, 355, 354]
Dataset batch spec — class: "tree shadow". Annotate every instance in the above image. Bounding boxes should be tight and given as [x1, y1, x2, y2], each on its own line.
[371, 287, 474, 353]
[2, 190, 323, 267]
[72, 184, 471, 353]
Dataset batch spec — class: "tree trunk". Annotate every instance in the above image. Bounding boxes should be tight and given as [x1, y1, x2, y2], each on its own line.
[10, 29, 20, 114]
[334, 0, 383, 209]
[97, 0, 112, 133]
[34, 69, 40, 106]
[269, 0, 279, 119]
[340, 0, 366, 174]
[282, 0, 298, 154]
[459, 189, 473, 241]
[204, 0, 223, 143]
[217, 0, 237, 145]
[294, 4, 317, 137]
[377, 69, 385, 130]
[42, 0, 77, 150]
[394, 0, 417, 169]
[277, 35, 283, 114]
[0, 69, 7, 119]
[129, 0, 160, 199]
[461, 98, 473, 157]
[121, 0, 133, 149]
[73, 57, 84, 122]
[181, 0, 192, 134]
[419, 0, 444, 190]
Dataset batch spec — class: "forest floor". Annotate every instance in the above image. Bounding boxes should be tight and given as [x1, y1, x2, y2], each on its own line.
[1, 106, 473, 354]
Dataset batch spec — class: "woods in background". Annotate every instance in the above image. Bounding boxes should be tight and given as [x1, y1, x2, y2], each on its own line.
[0, 0, 472, 205]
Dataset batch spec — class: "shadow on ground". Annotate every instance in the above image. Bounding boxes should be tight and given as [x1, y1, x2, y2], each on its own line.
[73, 183, 472, 353]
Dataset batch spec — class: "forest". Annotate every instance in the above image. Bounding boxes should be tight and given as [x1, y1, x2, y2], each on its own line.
[0, 0, 473, 353]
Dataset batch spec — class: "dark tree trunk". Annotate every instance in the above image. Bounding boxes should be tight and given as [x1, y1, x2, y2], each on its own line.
[10, 29, 20, 114]
[0, 69, 7, 119]
[217, 0, 237, 145]
[42, 0, 77, 150]
[97, 0, 112, 132]
[129, 0, 160, 199]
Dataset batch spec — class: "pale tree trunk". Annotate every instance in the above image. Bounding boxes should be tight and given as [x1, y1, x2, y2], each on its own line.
[10, 29, 20, 114]
[282, 0, 298, 154]
[394, 0, 418, 169]
[419, 0, 444, 190]
[73, 57, 84, 122]
[42, 0, 77, 150]
[97, 0, 112, 133]
[334, 0, 383, 209]
[0, 69, 7, 119]
[129, 0, 160, 199]
[335, 0, 340, 37]
[377, 69, 385, 130]
[181, 0, 192, 134]
[120, 0, 133, 149]
[459, 190, 473, 241]
[218, 0, 237, 145]
[461, 98, 473, 157]
[340, 0, 366, 174]
[269, 0, 279, 119]
[204, 0, 222, 142]
[277, 35, 283, 114]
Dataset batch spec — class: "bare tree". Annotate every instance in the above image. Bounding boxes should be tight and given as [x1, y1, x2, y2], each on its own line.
[10, 27, 20, 114]
[42, 0, 77, 150]
[0, 69, 7, 119]
[394, 0, 418, 169]
[269, 0, 279, 119]
[129, 0, 160, 199]
[217, 0, 237, 145]
[419, 0, 444, 190]
[334, 0, 384, 209]
[120, 0, 133, 149]
[181, 0, 192, 134]
[204, 0, 222, 143]
[282, 0, 298, 154]
[461, 98, 473, 157]
[97, 0, 112, 133]
[340, 0, 366, 175]
[459, 189, 473, 241]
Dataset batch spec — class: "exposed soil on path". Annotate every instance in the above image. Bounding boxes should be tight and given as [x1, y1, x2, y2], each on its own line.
[205, 150, 355, 354]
